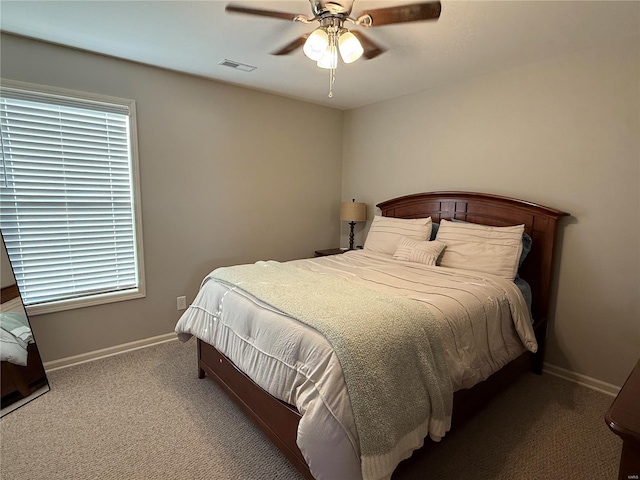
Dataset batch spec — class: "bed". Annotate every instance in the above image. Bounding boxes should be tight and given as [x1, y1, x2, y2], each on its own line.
[175, 191, 568, 480]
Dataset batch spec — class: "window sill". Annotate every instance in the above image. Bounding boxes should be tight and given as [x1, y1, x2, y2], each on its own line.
[25, 288, 146, 316]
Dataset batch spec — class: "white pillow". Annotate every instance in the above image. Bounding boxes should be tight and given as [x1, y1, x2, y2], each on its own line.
[435, 219, 525, 280]
[393, 238, 446, 266]
[364, 216, 432, 256]
[0, 329, 28, 366]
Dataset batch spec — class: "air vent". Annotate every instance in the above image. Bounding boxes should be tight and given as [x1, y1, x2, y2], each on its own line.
[219, 59, 257, 72]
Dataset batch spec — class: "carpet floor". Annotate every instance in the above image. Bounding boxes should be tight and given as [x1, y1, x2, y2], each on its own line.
[0, 339, 621, 479]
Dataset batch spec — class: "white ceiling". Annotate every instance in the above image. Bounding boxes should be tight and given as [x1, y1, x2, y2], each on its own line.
[1, 1, 638, 110]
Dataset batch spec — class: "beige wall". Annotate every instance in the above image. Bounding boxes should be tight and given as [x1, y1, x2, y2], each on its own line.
[342, 35, 640, 387]
[1, 236, 16, 288]
[2, 32, 638, 388]
[0, 34, 344, 361]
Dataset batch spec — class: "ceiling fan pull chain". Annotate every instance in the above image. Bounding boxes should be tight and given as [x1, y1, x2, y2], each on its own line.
[328, 68, 335, 98]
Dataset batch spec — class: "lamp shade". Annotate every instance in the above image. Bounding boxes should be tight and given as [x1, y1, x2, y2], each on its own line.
[340, 201, 367, 222]
[338, 31, 364, 64]
[303, 28, 329, 61]
[317, 44, 338, 69]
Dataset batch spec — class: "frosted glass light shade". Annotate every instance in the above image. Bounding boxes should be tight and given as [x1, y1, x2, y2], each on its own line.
[303, 28, 329, 61]
[317, 45, 338, 69]
[338, 31, 364, 63]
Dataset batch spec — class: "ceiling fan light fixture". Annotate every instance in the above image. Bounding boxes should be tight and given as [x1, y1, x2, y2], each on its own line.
[226, 1, 443, 97]
[338, 31, 364, 64]
[303, 27, 329, 61]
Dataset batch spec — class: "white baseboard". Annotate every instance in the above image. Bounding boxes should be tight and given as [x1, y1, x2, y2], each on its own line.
[43, 333, 178, 372]
[543, 362, 620, 397]
[42, 337, 623, 397]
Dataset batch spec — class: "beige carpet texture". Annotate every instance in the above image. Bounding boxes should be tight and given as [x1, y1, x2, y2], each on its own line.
[0, 339, 621, 480]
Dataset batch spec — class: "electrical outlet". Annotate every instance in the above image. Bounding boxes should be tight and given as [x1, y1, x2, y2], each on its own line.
[177, 296, 187, 311]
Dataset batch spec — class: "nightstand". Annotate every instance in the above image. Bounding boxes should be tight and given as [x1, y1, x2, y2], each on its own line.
[606, 359, 640, 480]
[314, 248, 347, 257]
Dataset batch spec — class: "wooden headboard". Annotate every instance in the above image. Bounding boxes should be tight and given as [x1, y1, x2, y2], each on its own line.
[377, 191, 569, 329]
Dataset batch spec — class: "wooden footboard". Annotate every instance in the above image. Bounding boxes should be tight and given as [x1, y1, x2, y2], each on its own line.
[1, 344, 47, 401]
[197, 339, 314, 480]
[198, 338, 535, 478]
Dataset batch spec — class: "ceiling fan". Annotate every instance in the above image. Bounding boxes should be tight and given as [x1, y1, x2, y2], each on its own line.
[225, 0, 442, 97]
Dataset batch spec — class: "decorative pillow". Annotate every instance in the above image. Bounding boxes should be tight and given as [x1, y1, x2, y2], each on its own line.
[364, 216, 432, 256]
[435, 219, 525, 280]
[393, 238, 446, 266]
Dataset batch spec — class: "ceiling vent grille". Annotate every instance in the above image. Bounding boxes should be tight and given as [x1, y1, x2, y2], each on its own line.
[219, 59, 257, 72]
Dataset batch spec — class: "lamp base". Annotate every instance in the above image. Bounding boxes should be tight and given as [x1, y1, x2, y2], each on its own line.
[348, 221, 356, 250]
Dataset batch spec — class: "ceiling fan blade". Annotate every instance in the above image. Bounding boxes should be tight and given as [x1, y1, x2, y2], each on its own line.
[359, 1, 441, 26]
[272, 34, 310, 56]
[349, 30, 386, 60]
[225, 4, 300, 21]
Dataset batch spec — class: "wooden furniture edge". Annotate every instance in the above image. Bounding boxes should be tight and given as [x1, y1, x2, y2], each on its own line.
[606, 359, 640, 442]
[197, 339, 314, 479]
[605, 359, 640, 480]
[1, 284, 20, 303]
[314, 248, 346, 257]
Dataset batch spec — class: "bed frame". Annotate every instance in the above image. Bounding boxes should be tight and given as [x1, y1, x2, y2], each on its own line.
[1, 285, 48, 403]
[196, 191, 569, 479]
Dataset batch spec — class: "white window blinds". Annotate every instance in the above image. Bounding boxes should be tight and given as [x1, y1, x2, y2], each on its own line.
[0, 84, 144, 310]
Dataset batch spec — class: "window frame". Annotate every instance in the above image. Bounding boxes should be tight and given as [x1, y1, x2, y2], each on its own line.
[0, 79, 146, 316]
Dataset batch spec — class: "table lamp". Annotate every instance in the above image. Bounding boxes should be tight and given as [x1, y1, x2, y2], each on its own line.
[340, 199, 367, 250]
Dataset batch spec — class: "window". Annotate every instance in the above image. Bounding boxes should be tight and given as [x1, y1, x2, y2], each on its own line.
[0, 80, 145, 315]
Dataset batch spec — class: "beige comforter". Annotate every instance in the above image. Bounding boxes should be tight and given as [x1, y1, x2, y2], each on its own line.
[175, 250, 536, 480]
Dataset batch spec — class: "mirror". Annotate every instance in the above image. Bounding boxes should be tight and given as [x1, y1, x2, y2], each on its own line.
[1, 232, 50, 416]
